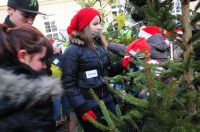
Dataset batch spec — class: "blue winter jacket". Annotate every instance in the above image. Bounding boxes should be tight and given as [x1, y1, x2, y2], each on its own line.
[61, 36, 125, 117]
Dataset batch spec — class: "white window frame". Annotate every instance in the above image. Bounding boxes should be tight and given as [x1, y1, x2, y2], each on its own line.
[42, 14, 59, 39]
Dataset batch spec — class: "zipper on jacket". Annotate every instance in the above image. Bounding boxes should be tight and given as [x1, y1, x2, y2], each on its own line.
[96, 48, 104, 98]
[96, 49, 103, 71]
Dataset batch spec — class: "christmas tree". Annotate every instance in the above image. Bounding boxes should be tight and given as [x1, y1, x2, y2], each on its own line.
[74, 0, 200, 131]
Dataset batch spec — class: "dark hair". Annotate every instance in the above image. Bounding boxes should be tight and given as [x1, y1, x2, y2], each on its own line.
[0, 24, 53, 64]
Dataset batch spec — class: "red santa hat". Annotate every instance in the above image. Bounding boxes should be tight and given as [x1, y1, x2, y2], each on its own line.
[165, 28, 183, 36]
[138, 26, 170, 45]
[49, 38, 55, 44]
[165, 28, 183, 41]
[138, 26, 166, 40]
[49, 38, 60, 50]
[126, 38, 151, 56]
[174, 29, 183, 35]
[67, 7, 100, 35]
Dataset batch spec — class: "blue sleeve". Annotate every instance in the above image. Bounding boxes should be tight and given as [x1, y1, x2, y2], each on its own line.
[61, 45, 89, 114]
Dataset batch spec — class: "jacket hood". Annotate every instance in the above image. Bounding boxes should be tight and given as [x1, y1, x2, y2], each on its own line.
[0, 68, 63, 107]
[147, 33, 168, 51]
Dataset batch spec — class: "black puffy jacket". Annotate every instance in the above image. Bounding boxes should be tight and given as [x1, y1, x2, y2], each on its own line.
[0, 63, 63, 132]
[61, 37, 125, 117]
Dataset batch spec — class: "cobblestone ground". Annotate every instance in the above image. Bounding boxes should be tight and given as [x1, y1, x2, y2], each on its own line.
[58, 112, 84, 132]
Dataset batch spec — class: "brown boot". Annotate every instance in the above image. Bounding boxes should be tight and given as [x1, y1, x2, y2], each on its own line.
[62, 115, 70, 132]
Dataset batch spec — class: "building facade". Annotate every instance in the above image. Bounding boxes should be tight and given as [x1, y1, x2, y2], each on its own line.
[0, 0, 199, 40]
[0, 0, 82, 40]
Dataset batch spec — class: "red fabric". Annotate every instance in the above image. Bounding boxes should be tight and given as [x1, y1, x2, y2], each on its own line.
[49, 38, 55, 44]
[82, 110, 97, 122]
[166, 29, 183, 36]
[174, 29, 183, 35]
[165, 28, 183, 41]
[122, 56, 131, 68]
[126, 38, 150, 54]
[67, 8, 100, 35]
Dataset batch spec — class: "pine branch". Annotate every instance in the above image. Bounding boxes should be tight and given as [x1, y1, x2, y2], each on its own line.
[145, 62, 154, 103]
[108, 110, 125, 127]
[107, 82, 149, 108]
[194, 0, 200, 12]
[122, 109, 143, 119]
[84, 115, 113, 131]
[163, 78, 178, 107]
[89, 89, 120, 132]
[115, 104, 122, 117]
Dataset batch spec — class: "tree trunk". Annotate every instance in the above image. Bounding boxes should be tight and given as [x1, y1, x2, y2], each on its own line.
[181, 0, 197, 116]
[181, 0, 194, 89]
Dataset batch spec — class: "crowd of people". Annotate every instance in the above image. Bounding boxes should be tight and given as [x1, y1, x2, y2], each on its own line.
[0, 0, 130, 131]
[0, 0, 65, 131]
[0, 0, 199, 132]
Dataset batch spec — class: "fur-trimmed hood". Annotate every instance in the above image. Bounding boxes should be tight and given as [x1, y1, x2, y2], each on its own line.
[0, 68, 63, 107]
[69, 37, 85, 45]
[69, 31, 101, 46]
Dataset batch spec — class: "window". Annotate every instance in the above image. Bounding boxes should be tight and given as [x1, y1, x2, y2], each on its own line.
[170, 0, 181, 15]
[111, 6, 116, 9]
[176, 5, 181, 13]
[111, 4, 125, 16]
[42, 14, 59, 39]
[112, 11, 117, 15]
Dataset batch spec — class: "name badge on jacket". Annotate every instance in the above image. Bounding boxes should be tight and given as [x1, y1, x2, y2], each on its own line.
[53, 59, 59, 65]
[86, 70, 98, 78]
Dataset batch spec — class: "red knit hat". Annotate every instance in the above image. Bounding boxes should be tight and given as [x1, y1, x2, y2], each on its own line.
[126, 38, 150, 55]
[67, 7, 100, 35]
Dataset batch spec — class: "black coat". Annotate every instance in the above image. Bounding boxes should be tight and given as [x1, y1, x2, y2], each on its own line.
[61, 36, 125, 117]
[0, 63, 63, 132]
[4, 15, 15, 28]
